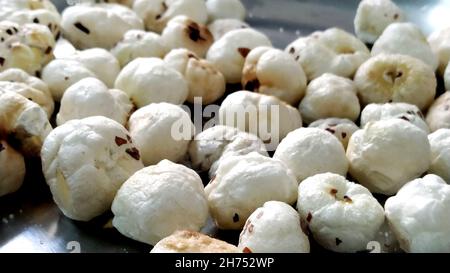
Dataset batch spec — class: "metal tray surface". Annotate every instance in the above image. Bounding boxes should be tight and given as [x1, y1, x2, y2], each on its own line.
[0, 0, 449, 253]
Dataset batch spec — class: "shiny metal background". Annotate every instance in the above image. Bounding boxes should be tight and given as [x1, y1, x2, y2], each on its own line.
[0, 0, 448, 253]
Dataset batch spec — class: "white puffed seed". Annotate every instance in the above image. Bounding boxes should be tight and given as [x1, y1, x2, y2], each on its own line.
[57, 77, 133, 126]
[161, 15, 213, 58]
[41, 59, 96, 101]
[297, 173, 385, 253]
[61, 3, 144, 50]
[205, 153, 298, 230]
[112, 160, 209, 245]
[426, 91, 450, 132]
[66, 48, 121, 88]
[428, 129, 450, 183]
[128, 103, 194, 166]
[354, 54, 436, 111]
[206, 28, 272, 84]
[164, 48, 225, 105]
[372, 23, 439, 71]
[114, 57, 188, 108]
[347, 119, 430, 195]
[0, 90, 52, 157]
[273, 127, 349, 182]
[188, 125, 268, 178]
[242, 47, 307, 105]
[354, 0, 405, 44]
[299, 73, 360, 124]
[0, 68, 54, 117]
[0, 0, 59, 21]
[41, 116, 144, 221]
[285, 28, 370, 80]
[133, 0, 208, 33]
[361, 103, 429, 133]
[6, 9, 61, 39]
[238, 201, 310, 253]
[151, 230, 239, 253]
[0, 21, 55, 76]
[218, 91, 302, 145]
[0, 140, 25, 197]
[385, 174, 450, 253]
[309, 118, 359, 149]
[428, 27, 450, 75]
[111, 29, 168, 67]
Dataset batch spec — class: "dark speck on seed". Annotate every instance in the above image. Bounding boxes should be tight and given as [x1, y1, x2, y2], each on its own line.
[344, 195, 353, 203]
[399, 116, 410, 121]
[238, 47, 250, 58]
[115, 136, 128, 146]
[330, 188, 338, 195]
[64, 76, 69, 81]
[45, 46, 52, 54]
[33, 18, 40, 24]
[155, 14, 162, 20]
[289, 47, 295, 54]
[6, 29, 13, 35]
[394, 13, 399, 19]
[74, 22, 90, 35]
[127, 135, 132, 142]
[0, 57, 5, 66]
[336, 238, 342, 246]
[295, 55, 300, 61]
[306, 212, 312, 222]
[326, 128, 336, 134]
[233, 213, 240, 223]
[126, 147, 140, 160]
[35, 71, 41, 78]
[341, 132, 347, 138]
[0, 143, 4, 152]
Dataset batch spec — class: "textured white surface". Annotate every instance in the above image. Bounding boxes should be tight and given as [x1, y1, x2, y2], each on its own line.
[385, 174, 450, 253]
[112, 160, 208, 246]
